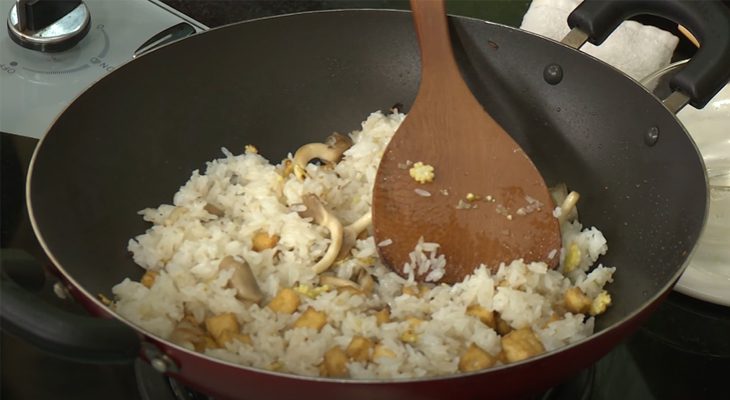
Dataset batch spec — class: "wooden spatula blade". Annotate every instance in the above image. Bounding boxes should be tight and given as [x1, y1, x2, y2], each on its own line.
[371, 0, 561, 284]
[373, 94, 561, 284]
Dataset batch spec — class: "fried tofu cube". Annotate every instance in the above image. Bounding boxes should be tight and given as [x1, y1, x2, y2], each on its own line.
[346, 336, 374, 362]
[466, 304, 496, 328]
[140, 271, 158, 288]
[268, 288, 300, 314]
[564, 287, 592, 314]
[458, 344, 496, 372]
[372, 343, 396, 361]
[590, 291, 612, 316]
[501, 328, 545, 363]
[252, 231, 280, 252]
[204, 313, 240, 343]
[321, 346, 349, 378]
[374, 308, 390, 326]
[292, 307, 327, 331]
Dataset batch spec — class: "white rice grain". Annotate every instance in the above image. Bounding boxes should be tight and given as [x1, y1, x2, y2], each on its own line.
[114, 111, 615, 380]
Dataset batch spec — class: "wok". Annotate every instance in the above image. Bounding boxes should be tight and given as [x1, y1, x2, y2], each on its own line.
[3, 0, 730, 399]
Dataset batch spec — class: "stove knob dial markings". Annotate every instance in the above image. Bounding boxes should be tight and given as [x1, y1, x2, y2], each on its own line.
[0, 60, 18, 74]
[2, 23, 115, 77]
[7, 0, 91, 52]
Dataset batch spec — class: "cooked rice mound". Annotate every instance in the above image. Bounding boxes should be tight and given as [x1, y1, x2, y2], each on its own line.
[112, 111, 615, 378]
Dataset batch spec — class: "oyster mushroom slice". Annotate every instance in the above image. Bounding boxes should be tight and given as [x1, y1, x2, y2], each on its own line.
[337, 211, 372, 261]
[219, 256, 263, 303]
[169, 319, 206, 350]
[558, 191, 580, 224]
[297, 194, 344, 274]
[355, 268, 376, 294]
[292, 133, 353, 179]
[319, 274, 361, 290]
[549, 183, 579, 223]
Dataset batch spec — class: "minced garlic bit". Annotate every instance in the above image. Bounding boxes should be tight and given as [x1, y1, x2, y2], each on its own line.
[590, 291, 612, 316]
[244, 144, 258, 154]
[293, 283, 331, 299]
[563, 242, 581, 273]
[409, 162, 435, 184]
[465, 193, 480, 202]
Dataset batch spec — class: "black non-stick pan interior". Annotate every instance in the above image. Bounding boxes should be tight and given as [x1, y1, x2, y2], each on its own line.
[29, 10, 706, 333]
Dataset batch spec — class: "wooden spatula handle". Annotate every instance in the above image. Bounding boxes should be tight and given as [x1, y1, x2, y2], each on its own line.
[410, 0, 462, 84]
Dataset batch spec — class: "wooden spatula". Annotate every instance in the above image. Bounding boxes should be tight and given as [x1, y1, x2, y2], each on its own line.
[372, 0, 561, 284]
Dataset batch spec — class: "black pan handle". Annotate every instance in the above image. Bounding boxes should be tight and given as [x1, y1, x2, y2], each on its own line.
[566, 0, 730, 110]
[0, 251, 141, 364]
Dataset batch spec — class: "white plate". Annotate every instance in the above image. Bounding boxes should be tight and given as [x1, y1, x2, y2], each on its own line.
[674, 84, 730, 307]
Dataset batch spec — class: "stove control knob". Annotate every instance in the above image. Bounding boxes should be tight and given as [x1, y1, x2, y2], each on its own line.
[7, 0, 91, 52]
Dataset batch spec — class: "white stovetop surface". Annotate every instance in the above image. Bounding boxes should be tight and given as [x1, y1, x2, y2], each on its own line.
[0, 0, 206, 139]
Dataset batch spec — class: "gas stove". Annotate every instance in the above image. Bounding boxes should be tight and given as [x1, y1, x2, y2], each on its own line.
[1, 1, 728, 400]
